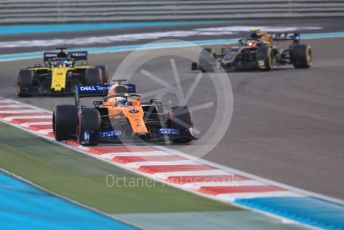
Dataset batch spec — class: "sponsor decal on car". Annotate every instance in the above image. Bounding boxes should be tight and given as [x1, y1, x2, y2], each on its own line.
[78, 85, 111, 92]
[100, 130, 122, 137]
[159, 128, 179, 135]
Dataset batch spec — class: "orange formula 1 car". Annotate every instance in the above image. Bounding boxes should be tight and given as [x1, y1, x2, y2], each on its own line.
[53, 80, 194, 146]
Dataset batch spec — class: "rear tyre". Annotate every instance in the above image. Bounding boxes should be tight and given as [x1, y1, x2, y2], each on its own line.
[16, 69, 33, 97]
[95, 65, 109, 83]
[53, 105, 78, 141]
[85, 68, 103, 85]
[169, 106, 193, 144]
[77, 108, 101, 146]
[291, 45, 312, 68]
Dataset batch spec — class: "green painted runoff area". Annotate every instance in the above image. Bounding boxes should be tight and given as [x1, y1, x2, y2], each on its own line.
[0, 122, 236, 214]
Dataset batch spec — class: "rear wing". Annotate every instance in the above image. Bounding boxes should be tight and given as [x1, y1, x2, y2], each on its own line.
[125, 83, 136, 93]
[76, 85, 110, 97]
[74, 85, 110, 106]
[74, 84, 136, 105]
[43, 51, 88, 62]
[69, 51, 88, 61]
[271, 32, 301, 42]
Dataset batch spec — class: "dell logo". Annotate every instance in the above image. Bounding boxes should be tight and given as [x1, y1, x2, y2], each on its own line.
[80, 86, 96, 91]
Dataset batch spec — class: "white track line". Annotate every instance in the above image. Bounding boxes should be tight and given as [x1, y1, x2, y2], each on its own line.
[182, 180, 265, 189]
[36, 129, 53, 135]
[21, 122, 52, 127]
[217, 191, 304, 202]
[154, 170, 233, 179]
[99, 151, 172, 159]
[0, 109, 41, 114]
[0, 99, 20, 104]
[0, 104, 23, 108]
[126, 160, 199, 168]
[3, 115, 51, 121]
[0, 26, 322, 49]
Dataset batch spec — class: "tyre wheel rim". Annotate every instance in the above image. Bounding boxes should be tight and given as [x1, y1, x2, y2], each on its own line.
[307, 48, 313, 65]
[15, 85, 21, 95]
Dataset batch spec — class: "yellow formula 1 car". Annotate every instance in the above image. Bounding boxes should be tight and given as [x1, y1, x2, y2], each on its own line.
[16, 48, 108, 96]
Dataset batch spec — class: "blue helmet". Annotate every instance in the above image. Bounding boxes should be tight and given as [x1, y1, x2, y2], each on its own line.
[116, 97, 127, 106]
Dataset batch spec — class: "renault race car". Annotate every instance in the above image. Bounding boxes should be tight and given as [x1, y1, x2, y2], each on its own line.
[53, 80, 194, 146]
[192, 32, 312, 72]
[16, 48, 108, 96]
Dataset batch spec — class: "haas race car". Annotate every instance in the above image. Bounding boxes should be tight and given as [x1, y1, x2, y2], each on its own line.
[53, 80, 194, 146]
[16, 48, 108, 96]
[192, 32, 312, 72]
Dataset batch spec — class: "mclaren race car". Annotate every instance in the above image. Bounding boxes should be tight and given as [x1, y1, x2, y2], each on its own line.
[16, 48, 108, 96]
[53, 80, 194, 146]
[192, 32, 312, 72]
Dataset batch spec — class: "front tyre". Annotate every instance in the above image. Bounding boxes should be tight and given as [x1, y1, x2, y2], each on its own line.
[16, 69, 33, 97]
[77, 108, 101, 146]
[257, 46, 273, 71]
[264, 47, 274, 70]
[53, 105, 78, 141]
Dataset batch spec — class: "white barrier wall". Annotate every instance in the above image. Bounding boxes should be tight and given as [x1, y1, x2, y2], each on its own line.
[0, 0, 344, 24]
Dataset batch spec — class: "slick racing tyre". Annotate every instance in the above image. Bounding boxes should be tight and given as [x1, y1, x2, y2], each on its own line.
[257, 46, 273, 71]
[264, 47, 274, 70]
[85, 68, 104, 85]
[169, 106, 193, 144]
[291, 45, 312, 68]
[16, 69, 33, 97]
[53, 105, 78, 141]
[95, 65, 109, 83]
[77, 108, 101, 146]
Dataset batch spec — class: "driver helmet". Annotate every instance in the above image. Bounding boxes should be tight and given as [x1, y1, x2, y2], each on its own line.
[250, 27, 261, 39]
[63, 60, 69, 67]
[250, 27, 260, 33]
[116, 96, 127, 106]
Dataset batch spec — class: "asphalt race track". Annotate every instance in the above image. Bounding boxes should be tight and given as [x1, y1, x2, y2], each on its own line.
[1, 19, 344, 201]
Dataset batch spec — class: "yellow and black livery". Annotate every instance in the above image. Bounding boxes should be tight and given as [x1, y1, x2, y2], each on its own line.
[16, 48, 108, 97]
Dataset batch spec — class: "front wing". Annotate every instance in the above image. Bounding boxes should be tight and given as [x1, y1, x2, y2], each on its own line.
[80, 128, 194, 145]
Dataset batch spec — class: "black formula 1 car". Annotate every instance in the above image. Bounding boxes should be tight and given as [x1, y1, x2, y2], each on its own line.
[53, 80, 194, 146]
[192, 32, 312, 72]
[16, 48, 108, 96]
